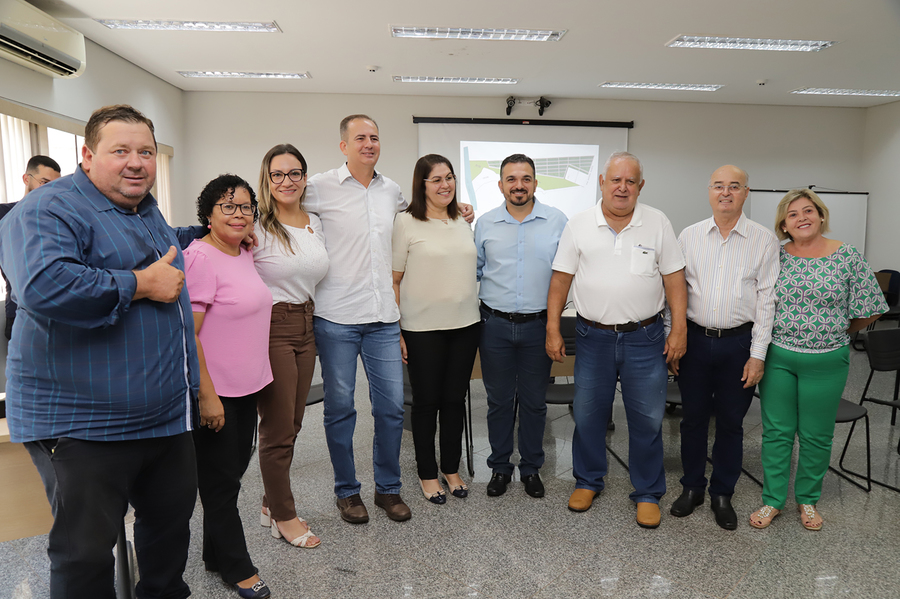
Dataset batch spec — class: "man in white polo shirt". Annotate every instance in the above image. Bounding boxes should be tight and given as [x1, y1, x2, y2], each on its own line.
[546, 151, 687, 528]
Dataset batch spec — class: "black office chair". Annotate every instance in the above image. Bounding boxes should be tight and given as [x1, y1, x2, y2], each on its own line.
[829, 399, 873, 492]
[115, 519, 137, 599]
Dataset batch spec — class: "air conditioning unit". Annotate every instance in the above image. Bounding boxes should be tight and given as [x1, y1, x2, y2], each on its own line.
[0, 0, 85, 78]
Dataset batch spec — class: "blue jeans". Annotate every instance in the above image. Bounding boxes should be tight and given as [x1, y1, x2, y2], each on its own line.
[479, 306, 552, 477]
[313, 317, 404, 498]
[572, 315, 668, 503]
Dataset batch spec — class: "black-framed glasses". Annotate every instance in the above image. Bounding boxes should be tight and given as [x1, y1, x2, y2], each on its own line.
[424, 174, 456, 185]
[214, 203, 256, 216]
[269, 169, 305, 184]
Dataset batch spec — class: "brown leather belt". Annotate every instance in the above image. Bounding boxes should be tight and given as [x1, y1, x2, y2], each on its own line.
[578, 313, 661, 332]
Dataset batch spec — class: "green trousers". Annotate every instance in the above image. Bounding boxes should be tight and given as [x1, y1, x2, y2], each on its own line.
[758, 344, 850, 508]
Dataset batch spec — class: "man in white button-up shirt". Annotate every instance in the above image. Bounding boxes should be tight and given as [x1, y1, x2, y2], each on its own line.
[669, 165, 779, 530]
[546, 151, 687, 529]
[305, 115, 413, 524]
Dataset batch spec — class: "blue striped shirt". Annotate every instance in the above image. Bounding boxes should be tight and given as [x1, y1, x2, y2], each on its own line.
[0, 167, 200, 442]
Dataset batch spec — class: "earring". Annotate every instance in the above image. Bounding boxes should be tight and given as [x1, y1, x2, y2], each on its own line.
[207, 224, 212, 229]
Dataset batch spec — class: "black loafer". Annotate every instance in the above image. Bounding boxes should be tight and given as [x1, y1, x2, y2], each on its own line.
[710, 494, 738, 530]
[486, 472, 512, 497]
[670, 488, 704, 517]
[521, 473, 545, 498]
[234, 580, 271, 599]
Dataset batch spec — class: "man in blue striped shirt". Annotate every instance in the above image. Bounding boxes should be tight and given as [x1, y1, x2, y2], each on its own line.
[0, 105, 200, 599]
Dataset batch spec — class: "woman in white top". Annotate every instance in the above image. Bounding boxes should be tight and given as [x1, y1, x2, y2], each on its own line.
[392, 154, 480, 504]
[253, 144, 329, 547]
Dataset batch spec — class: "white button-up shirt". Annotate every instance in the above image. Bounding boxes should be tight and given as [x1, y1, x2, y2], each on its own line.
[678, 213, 780, 360]
[305, 163, 407, 324]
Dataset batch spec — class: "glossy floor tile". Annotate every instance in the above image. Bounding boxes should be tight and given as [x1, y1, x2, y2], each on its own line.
[3, 323, 900, 598]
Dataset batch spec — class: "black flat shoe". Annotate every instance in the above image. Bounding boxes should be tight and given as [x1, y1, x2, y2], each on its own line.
[419, 480, 446, 505]
[521, 473, 545, 498]
[486, 472, 512, 497]
[710, 494, 738, 530]
[234, 580, 270, 599]
[670, 488, 704, 517]
[442, 474, 469, 498]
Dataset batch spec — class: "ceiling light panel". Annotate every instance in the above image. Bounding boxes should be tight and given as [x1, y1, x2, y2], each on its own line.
[393, 76, 517, 84]
[96, 20, 280, 32]
[391, 27, 565, 42]
[666, 35, 835, 52]
[791, 87, 900, 97]
[600, 81, 723, 92]
[178, 71, 309, 79]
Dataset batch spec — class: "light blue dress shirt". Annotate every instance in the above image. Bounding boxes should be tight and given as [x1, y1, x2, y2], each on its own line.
[475, 199, 568, 314]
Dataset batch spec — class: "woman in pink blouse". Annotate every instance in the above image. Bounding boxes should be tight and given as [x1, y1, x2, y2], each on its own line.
[184, 174, 273, 599]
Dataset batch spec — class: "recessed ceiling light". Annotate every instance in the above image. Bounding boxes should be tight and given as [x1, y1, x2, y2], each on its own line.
[96, 20, 280, 32]
[791, 87, 900, 97]
[600, 81, 723, 92]
[177, 71, 309, 79]
[393, 76, 517, 84]
[390, 27, 565, 42]
[666, 35, 835, 52]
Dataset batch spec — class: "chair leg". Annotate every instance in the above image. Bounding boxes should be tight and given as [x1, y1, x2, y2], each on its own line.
[839, 415, 900, 493]
[465, 384, 475, 477]
[833, 419, 872, 492]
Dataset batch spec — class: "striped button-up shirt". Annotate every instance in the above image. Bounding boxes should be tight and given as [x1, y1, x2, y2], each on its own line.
[678, 213, 780, 360]
[0, 167, 200, 442]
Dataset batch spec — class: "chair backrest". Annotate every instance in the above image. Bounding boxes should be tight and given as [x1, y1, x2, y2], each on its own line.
[865, 328, 900, 372]
[878, 270, 900, 305]
[560, 315, 577, 355]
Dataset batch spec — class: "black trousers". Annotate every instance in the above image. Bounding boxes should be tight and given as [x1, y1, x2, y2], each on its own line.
[403, 324, 480, 480]
[677, 327, 756, 497]
[25, 433, 197, 599]
[193, 393, 259, 584]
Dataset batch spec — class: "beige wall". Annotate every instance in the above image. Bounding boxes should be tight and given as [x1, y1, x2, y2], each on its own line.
[178, 92, 867, 238]
[862, 100, 900, 270]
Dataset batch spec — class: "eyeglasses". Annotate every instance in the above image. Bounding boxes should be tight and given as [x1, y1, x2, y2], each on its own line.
[27, 173, 53, 186]
[269, 169, 305, 184]
[709, 184, 747, 192]
[214, 203, 256, 216]
[424, 174, 456, 185]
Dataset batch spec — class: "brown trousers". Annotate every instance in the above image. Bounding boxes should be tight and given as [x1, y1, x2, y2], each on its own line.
[257, 301, 317, 521]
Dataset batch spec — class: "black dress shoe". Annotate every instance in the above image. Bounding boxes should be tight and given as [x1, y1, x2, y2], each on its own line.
[486, 472, 512, 497]
[521, 473, 545, 498]
[710, 494, 738, 530]
[669, 488, 704, 517]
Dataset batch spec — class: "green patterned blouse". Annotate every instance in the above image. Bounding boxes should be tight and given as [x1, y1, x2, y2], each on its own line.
[772, 244, 888, 353]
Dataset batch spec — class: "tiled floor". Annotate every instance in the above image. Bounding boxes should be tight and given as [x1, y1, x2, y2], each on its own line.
[3, 324, 900, 598]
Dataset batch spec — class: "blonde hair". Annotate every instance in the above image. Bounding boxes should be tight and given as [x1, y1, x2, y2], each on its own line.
[774, 188, 831, 241]
[257, 144, 308, 254]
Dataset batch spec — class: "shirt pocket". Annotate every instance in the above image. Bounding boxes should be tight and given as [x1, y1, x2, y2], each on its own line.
[630, 245, 657, 276]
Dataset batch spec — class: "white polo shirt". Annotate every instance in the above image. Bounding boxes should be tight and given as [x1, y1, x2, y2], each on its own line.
[552, 202, 685, 324]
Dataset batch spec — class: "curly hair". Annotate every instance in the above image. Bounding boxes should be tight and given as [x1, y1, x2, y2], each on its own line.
[196, 174, 258, 227]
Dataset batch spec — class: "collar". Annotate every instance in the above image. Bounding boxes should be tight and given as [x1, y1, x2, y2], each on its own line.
[338, 162, 380, 185]
[595, 201, 643, 230]
[705, 212, 749, 239]
[493, 198, 549, 224]
[72, 165, 158, 215]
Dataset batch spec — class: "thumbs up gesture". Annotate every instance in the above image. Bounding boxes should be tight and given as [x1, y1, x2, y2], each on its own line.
[132, 246, 185, 303]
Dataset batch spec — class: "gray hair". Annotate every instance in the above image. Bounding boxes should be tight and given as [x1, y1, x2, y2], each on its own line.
[604, 151, 643, 182]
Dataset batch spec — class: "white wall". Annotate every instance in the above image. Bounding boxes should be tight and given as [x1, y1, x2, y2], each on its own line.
[0, 39, 185, 200]
[862, 100, 900, 270]
[179, 92, 866, 237]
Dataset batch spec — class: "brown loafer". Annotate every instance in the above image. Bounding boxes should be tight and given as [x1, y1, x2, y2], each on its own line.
[336, 494, 369, 524]
[568, 489, 599, 512]
[636, 502, 661, 528]
[374, 492, 411, 522]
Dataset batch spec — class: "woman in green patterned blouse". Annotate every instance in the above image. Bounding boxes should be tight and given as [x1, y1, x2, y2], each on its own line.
[749, 189, 887, 531]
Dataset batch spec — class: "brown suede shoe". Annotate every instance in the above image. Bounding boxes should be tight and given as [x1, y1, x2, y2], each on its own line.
[636, 502, 661, 528]
[568, 489, 599, 512]
[374, 492, 411, 522]
[336, 494, 369, 524]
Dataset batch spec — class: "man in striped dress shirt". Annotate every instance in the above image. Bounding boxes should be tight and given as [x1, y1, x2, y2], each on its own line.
[670, 165, 779, 530]
[0, 105, 200, 598]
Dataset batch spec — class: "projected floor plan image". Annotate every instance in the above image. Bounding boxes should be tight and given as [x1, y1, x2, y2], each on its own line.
[460, 141, 599, 220]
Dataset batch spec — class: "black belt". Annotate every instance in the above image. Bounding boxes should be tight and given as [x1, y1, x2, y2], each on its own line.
[688, 320, 753, 338]
[578, 313, 661, 333]
[480, 302, 546, 323]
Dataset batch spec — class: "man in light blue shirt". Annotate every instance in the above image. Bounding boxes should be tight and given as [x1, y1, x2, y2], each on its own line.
[475, 154, 568, 498]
